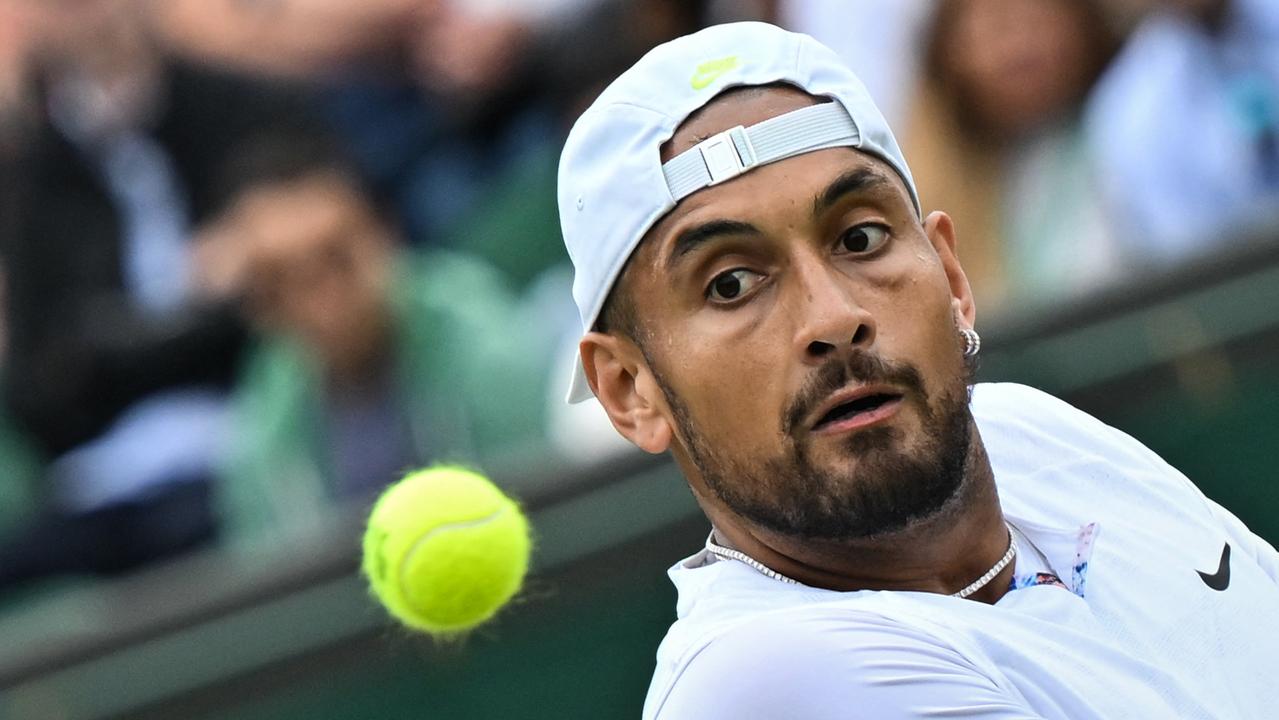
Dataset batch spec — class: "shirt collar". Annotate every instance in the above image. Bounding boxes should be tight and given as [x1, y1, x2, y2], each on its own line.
[1007, 516, 1101, 598]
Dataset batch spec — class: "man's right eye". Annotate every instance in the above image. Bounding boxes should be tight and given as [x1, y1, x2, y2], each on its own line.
[707, 268, 764, 303]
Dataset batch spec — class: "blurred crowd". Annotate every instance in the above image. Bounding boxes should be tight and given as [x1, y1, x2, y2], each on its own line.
[0, 0, 1275, 595]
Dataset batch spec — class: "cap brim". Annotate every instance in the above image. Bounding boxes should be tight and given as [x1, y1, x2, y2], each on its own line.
[565, 354, 596, 404]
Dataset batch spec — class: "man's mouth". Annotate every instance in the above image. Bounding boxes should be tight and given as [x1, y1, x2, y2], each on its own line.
[811, 389, 903, 434]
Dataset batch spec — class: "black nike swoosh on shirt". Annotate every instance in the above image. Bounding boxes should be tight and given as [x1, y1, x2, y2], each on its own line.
[1197, 542, 1231, 591]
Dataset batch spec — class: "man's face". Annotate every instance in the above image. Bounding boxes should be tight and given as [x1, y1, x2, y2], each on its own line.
[234, 172, 394, 378]
[609, 86, 977, 542]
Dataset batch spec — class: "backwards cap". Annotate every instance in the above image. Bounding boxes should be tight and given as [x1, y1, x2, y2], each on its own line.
[558, 21, 918, 402]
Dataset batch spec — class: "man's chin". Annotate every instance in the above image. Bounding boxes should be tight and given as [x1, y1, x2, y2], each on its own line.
[803, 425, 905, 467]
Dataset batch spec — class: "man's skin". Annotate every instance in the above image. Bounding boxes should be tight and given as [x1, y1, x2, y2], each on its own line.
[579, 85, 1015, 605]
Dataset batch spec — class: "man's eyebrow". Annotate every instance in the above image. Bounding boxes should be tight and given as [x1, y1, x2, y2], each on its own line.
[664, 219, 762, 272]
[813, 167, 895, 217]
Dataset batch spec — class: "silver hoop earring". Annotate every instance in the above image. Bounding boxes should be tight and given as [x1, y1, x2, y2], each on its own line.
[960, 328, 981, 357]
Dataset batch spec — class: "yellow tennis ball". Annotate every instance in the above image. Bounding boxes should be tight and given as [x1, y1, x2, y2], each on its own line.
[362, 465, 531, 636]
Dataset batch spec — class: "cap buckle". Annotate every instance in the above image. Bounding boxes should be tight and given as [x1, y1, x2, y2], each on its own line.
[695, 125, 756, 185]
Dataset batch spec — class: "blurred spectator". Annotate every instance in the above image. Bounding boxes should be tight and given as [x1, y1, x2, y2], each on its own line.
[296, 0, 721, 472]
[147, 0, 582, 254]
[904, 0, 1120, 318]
[326, 0, 713, 292]
[1086, 0, 1279, 262]
[151, 0, 711, 293]
[0, 0, 322, 586]
[196, 138, 550, 545]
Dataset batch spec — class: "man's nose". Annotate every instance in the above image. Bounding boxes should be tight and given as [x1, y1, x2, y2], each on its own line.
[791, 260, 875, 365]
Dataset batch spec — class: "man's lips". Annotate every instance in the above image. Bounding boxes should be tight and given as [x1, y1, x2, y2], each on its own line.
[808, 385, 904, 434]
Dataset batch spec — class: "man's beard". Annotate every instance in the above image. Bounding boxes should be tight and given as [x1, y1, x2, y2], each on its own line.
[653, 349, 975, 542]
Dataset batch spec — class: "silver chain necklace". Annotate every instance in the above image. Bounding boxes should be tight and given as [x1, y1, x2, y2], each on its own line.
[704, 522, 1017, 599]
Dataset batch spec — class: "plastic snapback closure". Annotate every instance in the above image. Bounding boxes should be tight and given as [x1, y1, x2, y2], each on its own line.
[695, 125, 756, 186]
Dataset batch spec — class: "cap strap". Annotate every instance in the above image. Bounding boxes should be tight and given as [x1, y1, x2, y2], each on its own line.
[662, 102, 859, 202]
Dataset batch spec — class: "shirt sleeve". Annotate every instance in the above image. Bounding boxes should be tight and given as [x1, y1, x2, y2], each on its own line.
[1097, 408, 1279, 588]
[652, 610, 1045, 720]
[1023, 382, 1279, 587]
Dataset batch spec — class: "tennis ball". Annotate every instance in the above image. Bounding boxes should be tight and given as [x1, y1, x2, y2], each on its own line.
[362, 465, 531, 636]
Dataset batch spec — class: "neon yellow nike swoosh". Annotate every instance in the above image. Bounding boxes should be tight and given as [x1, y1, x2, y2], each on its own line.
[691, 56, 740, 90]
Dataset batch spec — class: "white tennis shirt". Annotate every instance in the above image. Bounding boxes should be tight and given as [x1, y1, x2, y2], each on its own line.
[643, 383, 1279, 719]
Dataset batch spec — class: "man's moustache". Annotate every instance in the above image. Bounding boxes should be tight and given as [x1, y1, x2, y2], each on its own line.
[782, 351, 924, 436]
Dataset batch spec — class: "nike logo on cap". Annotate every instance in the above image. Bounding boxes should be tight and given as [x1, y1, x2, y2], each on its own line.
[1197, 542, 1231, 591]
[691, 56, 739, 90]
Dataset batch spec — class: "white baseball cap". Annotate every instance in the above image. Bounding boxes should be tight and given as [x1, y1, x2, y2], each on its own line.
[558, 21, 919, 403]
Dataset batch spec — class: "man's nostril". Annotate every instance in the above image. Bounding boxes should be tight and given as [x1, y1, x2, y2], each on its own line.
[808, 340, 835, 357]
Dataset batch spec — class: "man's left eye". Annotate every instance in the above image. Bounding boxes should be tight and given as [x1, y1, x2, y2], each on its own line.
[838, 223, 889, 254]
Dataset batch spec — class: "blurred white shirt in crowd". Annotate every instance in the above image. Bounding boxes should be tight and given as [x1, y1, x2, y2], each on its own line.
[1086, 0, 1279, 262]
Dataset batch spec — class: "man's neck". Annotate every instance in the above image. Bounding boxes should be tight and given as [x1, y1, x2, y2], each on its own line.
[706, 433, 1014, 605]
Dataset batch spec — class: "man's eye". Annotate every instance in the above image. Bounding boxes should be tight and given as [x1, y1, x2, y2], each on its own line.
[707, 268, 763, 302]
[838, 223, 889, 254]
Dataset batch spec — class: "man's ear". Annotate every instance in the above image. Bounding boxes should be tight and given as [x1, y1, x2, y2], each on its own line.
[579, 332, 673, 454]
[923, 211, 976, 327]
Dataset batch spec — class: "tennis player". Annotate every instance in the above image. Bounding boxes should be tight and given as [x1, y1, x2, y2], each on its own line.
[558, 21, 1279, 720]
